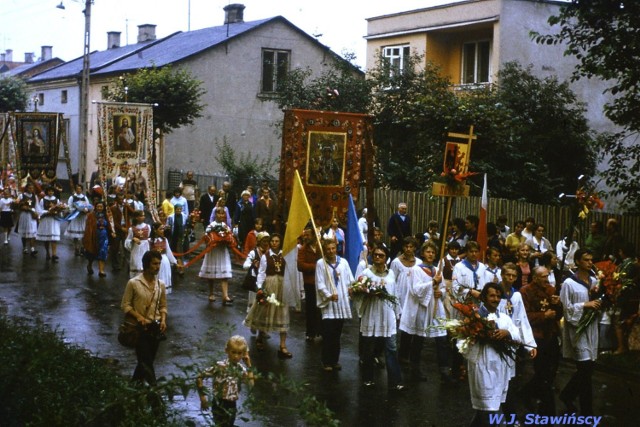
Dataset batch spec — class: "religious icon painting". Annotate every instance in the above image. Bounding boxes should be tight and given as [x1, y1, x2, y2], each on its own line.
[306, 131, 347, 187]
[12, 113, 61, 181]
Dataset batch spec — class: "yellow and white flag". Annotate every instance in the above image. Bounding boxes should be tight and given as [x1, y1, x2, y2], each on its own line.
[282, 170, 317, 309]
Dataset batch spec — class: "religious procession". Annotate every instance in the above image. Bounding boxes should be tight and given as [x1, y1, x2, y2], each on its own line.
[1, 117, 638, 426]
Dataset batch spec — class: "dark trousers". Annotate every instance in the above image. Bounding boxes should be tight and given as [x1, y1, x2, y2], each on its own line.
[321, 318, 344, 366]
[361, 335, 402, 387]
[110, 234, 125, 269]
[435, 335, 451, 370]
[133, 330, 160, 386]
[561, 359, 595, 415]
[522, 336, 560, 415]
[213, 398, 237, 427]
[303, 283, 322, 338]
[399, 331, 425, 366]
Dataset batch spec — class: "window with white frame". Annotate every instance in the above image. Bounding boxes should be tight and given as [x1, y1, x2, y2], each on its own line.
[261, 49, 290, 93]
[382, 45, 411, 77]
[461, 40, 490, 84]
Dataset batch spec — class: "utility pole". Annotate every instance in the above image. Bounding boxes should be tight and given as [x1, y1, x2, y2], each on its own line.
[79, 0, 92, 186]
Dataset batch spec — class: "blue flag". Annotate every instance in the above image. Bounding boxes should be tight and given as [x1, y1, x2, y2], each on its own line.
[345, 194, 364, 275]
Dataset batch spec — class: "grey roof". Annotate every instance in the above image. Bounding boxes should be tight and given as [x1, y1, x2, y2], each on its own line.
[2, 58, 64, 78]
[29, 37, 173, 82]
[93, 17, 274, 75]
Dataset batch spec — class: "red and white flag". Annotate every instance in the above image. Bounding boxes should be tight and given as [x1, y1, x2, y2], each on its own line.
[477, 174, 488, 261]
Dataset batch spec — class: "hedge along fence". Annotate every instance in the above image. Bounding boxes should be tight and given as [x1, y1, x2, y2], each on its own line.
[356, 187, 639, 251]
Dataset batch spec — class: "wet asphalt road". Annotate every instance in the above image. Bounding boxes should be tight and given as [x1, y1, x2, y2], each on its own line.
[0, 229, 638, 427]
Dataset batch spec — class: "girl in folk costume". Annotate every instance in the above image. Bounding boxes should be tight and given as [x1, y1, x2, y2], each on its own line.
[243, 231, 270, 314]
[390, 236, 422, 362]
[244, 233, 292, 358]
[200, 207, 234, 305]
[150, 222, 178, 294]
[65, 184, 93, 256]
[36, 186, 65, 261]
[315, 238, 354, 371]
[83, 200, 113, 277]
[397, 244, 432, 381]
[125, 210, 151, 278]
[420, 241, 455, 384]
[16, 182, 39, 256]
[357, 244, 404, 390]
[0, 187, 16, 244]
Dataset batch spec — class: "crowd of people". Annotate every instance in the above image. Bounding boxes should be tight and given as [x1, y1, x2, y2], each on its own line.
[2, 170, 639, 426]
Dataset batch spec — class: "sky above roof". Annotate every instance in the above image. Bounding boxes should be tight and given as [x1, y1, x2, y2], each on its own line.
[0, 0, 463, 70]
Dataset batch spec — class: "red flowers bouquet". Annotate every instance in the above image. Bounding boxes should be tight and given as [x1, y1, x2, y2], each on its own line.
[434, 302, 517, 361]
[205, 222, 235, 248]
[349, 275, 398, 305]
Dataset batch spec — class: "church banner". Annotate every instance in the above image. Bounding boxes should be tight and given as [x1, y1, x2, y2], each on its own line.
[278, 109, 373, 228]
[10, 112, 62, 186]
[96, 101, 157, 210]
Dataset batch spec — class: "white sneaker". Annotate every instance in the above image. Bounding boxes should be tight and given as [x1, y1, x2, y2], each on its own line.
[3, 239, 7, 245]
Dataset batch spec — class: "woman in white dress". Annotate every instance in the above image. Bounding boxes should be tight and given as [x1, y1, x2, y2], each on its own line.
[124, 210, 151, 277]
[199, 207, 234, 304]
[16, 182, 39, 256]
[150, 222, 177, 294]
[357, 244, 404, 391]
[36, 186, 63, 261]
[65, 184, 92, 256]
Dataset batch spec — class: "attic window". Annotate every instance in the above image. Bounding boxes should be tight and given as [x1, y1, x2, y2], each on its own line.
[61, 90, 68, 104]
[261, 49, 290, 93]
[38, 93, 45, 106]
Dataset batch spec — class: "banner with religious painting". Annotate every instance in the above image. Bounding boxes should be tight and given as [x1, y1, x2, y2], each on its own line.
[278, 109, 373, 228]
[96, 101, 157, 211]
[9, 112, 62, 189]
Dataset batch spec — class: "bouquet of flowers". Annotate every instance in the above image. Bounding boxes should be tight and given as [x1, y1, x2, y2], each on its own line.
[349, 275, 398, 306]
[205, 222, 235, 248]
[576, 266, 614, 336]
[255, 289, 281, 306]
[433, 302, 517, 361]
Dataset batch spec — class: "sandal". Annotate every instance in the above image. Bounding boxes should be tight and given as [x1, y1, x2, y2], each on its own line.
[208, 294, 216, 302]
[278, 347, 293, 359]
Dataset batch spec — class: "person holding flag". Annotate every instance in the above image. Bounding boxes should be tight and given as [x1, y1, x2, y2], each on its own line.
[315, 238, 353, 371]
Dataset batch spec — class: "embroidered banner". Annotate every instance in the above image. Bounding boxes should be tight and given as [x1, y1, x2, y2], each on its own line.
[278, 109, 372, 228]
[9, 112, 62, 188]
[96, 101, 157, 212]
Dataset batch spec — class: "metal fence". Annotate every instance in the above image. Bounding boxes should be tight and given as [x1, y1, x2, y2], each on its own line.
[356, 187, 639, 250]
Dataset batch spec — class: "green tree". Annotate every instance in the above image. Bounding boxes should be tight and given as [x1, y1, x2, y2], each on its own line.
[273, 53, 369, 114]
[369, 54, 458, 190]
[214, 137, 278, 191]
[103, 65, 206, 135]
[531, 1, 640, 211]
[455, 62, 598, 203]
[0, 76, 29, 112]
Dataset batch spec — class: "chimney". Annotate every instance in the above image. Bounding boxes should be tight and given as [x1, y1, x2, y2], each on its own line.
[41, 46, 52, 61]
[107, 31, 121, 49]
[5, 49, 13, 62]
[137, 24, 156, 43]
[0, 53, 5, 62]
[25, 52, 34, 63]
[224, 3, 245, 24]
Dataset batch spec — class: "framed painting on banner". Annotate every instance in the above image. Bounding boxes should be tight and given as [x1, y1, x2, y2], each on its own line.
[12, 113, 60, 181]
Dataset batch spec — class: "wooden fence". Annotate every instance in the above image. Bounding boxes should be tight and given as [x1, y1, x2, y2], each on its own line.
[356, 187, 639, 250]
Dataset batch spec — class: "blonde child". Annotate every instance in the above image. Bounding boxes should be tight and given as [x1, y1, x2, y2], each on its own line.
[197, 335, 254, 427]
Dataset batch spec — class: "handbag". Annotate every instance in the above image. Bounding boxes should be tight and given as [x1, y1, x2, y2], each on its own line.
[118, 314, 142, 348]
[241, 249, 259, 292]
